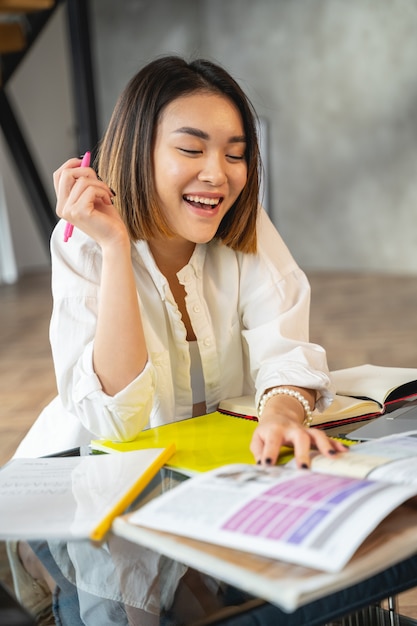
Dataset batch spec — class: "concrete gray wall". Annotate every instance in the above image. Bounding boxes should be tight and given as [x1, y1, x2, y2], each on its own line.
[3, 0, 417, 275]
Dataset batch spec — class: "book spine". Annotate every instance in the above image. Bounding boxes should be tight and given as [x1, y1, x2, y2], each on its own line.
[217, 409, 258, 422]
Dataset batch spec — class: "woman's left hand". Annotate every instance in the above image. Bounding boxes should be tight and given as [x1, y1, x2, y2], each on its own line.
[250, 390, 348, 468]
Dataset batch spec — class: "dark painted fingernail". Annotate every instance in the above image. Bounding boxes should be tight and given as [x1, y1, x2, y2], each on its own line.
[265, 458, 272, 465]
[301, 463, 308, 469]
[256, 459, 261, 465]
[328, 449, 337, 455]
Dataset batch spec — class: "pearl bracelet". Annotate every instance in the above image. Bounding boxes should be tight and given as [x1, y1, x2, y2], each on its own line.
[257, 387, 313, 427]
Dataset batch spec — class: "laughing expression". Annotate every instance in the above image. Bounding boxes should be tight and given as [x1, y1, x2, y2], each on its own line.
[152, 92, 248, 250]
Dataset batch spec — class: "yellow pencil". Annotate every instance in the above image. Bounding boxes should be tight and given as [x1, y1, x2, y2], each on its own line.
[90, 442, 176, 542]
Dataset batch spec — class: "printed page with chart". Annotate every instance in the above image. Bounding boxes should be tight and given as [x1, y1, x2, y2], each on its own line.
[113, 431, 417, 610]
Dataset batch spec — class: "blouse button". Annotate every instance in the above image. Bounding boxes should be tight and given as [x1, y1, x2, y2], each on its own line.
[193, 305, 200, 313]
[203, 338, 211, 347]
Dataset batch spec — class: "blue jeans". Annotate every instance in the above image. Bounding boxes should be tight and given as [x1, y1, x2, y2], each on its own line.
[30, 539, 417, 625]
[29, 541, 128, 626]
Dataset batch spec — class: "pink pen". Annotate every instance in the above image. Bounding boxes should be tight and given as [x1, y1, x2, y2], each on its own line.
[63, 151, 91, 242]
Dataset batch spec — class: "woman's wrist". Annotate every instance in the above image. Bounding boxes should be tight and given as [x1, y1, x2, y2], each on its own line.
[100, 226, 131, 254]
[258, 387, 314, 427]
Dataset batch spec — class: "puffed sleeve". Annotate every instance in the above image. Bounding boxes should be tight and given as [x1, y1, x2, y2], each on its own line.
[49, 222, 156, 440]
[239, 209, 334, 412]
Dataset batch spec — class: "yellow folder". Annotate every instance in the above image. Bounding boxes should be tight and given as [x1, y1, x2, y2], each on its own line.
[91, 411, 295, 473]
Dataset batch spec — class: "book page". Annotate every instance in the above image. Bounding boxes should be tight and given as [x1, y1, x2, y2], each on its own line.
[311, 431, 417, 479]
[370, 457, 417, 485]
[128, 463, 417, 573]
[331, 364, 417, 405]
[312, 394, 381, 424]
[0, 448, 172, 540]
[311, 452, 391, 479]
[218, 394, 381, 424]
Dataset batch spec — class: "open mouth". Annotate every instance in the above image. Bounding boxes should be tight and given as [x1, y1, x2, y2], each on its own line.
[183, 195, 223, 209]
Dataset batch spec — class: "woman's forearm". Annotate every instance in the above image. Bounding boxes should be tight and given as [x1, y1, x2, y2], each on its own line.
[93, 237, 148, 395]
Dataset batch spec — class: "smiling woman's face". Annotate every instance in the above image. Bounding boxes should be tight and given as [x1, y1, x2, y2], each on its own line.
[152, 92, 248, 247]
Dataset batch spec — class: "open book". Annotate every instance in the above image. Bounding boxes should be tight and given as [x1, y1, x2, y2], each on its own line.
[0, 446, 175, 542]
[219, 364, 417, 431]
[114, 500, 417, 613]
[114, 431, 417, 599]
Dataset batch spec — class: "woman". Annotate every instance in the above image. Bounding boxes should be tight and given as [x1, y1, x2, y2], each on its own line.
[11, 55, 345, 623]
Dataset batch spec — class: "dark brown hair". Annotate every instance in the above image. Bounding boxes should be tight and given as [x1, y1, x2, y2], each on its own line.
[97, 55, 261, 253]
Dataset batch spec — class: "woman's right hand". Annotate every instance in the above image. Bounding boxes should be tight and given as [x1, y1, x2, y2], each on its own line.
[53, 157, 128, 247]
[54, 159, 148, 397]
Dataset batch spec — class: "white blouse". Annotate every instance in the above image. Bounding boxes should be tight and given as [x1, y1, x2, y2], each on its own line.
[15, 208, 333, 458]
[13, 208, 335, 620]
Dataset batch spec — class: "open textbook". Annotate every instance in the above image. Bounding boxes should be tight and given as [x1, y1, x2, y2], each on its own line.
[219, 364, 417, 431]
[114, 431, 417, 586]
[114, 502, 417, 613]
[0, 446, 175, 542]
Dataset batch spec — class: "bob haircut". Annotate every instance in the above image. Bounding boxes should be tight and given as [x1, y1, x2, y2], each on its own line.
[97, 55, 261, 253]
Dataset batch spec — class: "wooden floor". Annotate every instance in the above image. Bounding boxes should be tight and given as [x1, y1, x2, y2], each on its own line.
[0, 271, 56, 466]
[1, 268, 417, 619]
